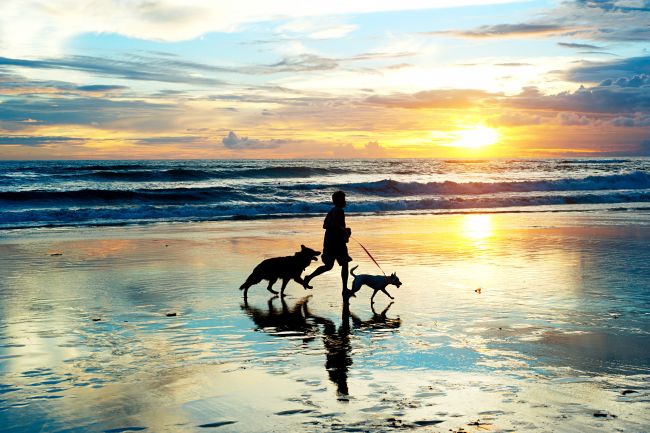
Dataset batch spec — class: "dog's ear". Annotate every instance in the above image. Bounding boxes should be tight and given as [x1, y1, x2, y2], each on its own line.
[301, 244, 306, 250]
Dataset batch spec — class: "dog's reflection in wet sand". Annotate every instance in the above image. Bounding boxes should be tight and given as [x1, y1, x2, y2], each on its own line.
[350, 302, 401, 331]
[241, 296, 400, 397]
[241, 295, 320, 343]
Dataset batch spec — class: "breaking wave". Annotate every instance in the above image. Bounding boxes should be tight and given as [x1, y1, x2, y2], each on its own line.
[344, 171, 650, 196]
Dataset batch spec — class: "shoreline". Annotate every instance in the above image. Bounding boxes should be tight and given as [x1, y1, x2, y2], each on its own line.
[3, 203, 650, 235]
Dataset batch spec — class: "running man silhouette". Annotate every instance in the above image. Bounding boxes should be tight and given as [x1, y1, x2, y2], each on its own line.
[304, 190, 352, 297]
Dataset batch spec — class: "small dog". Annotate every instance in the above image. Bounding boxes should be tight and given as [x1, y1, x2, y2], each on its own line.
[240, 245, 320, 297]
[349, 265, 402, 303]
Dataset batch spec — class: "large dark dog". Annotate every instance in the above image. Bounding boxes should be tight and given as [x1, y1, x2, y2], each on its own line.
[240, 245, 321, 297]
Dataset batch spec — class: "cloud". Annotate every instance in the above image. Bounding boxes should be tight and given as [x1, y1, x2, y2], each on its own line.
[224, 48, 417, 75]
[507, 84, 650, 114]
[574, 0, 650, 13]
[610, 74, 650, 87]
[0, 48, 417, 84]
[565, 57, 650, 83]
[435, 1, 650, 43]
[440, 23, 570, 38]
[75, 85, 129, 92]
[277, 19, 357, 40]
[347, 51, 417, 62]
[363, 140, 389, 156]
[222, 131, 285, 149]
[135, 136, 203, 145]
[0, 0, 527, 57]
[494, 62, 532, 67]
[557, 1, 650, 42]
[385, 63, 413, 70]
[557, 112, 591, 125]
[362, 79, 650, 125]
[0, 55, 227, 86]
[0, 71, 134, 99]
[0, 135, 84, 146]
[206, 90, 332, 108]
[0, 96, 178, 129]
[366, 89, 498, 109]
[610, 113, 650, 127]
[577, 51, 618, 56]
[564, 15, 650, 42]
[491, 112, 542, 127]
[558, 42, 603, 49]
[266, 54, 339, 73]
[309, 25, 358, 40]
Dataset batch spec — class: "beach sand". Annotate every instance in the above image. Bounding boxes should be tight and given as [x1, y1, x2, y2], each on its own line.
[1, 212, 650, 432]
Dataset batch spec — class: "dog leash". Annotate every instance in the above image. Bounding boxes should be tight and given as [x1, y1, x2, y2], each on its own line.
[351, 236, 386, 276]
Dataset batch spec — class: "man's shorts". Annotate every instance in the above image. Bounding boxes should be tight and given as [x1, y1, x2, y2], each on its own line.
[322, 243, 351, 266]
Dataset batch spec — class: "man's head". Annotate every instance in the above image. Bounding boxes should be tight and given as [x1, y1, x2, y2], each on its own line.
[332, 190, 346, 208]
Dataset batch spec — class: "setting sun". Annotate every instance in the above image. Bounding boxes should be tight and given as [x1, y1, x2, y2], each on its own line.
[449, 125, 500, 149]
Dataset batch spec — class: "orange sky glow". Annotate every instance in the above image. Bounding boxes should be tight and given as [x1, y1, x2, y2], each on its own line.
[1, 0, 649, 159]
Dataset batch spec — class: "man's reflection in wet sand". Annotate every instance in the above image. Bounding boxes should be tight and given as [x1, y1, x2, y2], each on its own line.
[313, 302, 352, 397]
[241, 296, 400, 397]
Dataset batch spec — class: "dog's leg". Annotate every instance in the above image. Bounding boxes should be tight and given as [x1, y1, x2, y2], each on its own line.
[279, 278, 290, 297]
[346, 279, 362, 298]
[349, 279, 360, 296]
[371, 290, 378, 303]
[381, 288, 394, 300]
[266, 278, 279, 295]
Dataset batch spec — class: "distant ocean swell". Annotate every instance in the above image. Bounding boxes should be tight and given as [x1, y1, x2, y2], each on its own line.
[0, 166, 355, 183]
[342, 171, 650, 196]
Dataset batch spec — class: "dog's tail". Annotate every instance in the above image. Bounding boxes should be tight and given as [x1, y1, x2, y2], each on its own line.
[350, 265, 358, 277]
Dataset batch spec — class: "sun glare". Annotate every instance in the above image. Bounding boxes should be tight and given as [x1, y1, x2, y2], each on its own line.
[463, 214, 493, 241]
[449, 125, 499, 149]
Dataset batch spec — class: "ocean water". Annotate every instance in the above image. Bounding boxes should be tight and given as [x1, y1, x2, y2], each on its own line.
[2, 158, 650, 229]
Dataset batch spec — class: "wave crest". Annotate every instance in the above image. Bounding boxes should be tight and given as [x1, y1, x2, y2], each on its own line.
[345, 171, 650, 196]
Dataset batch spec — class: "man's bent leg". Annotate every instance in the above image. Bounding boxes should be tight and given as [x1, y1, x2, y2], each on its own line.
[305, 262, 333, 286]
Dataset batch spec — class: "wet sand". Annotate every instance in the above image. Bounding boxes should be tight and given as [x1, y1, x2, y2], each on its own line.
[1, 212, 650, 432]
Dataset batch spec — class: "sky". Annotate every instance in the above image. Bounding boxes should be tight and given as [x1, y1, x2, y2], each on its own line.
[0, 0, 649, 159]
